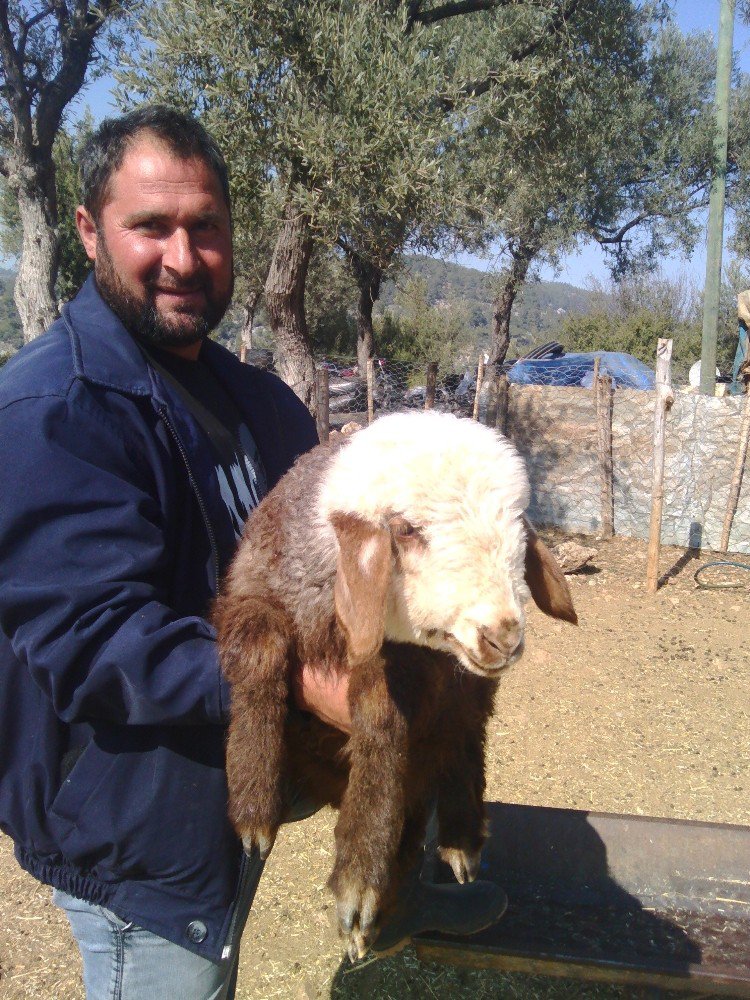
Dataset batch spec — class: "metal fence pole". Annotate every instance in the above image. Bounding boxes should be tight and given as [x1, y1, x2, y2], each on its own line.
[700, 0, 735, 395]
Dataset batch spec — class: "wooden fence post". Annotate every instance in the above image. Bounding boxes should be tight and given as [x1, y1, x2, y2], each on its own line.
[425, 362, 438, 410]
[720, 387, 750, 551]
[646, 339, 674, 593]
[366, 357, 375, 425]
[472, 356, 485, 421]
[481, 369, 500, 428]
[596, 373, 614, 538]
[496, 373, 509, 436]
[315, 366, 330, 443]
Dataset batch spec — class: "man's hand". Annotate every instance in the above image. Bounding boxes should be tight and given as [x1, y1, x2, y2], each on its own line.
[293, 664, 352, 734]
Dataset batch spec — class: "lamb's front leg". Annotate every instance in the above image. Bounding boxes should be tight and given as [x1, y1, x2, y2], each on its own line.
[217, 595, 295, 859]
[435, 748, 487, 885]
[435, 677, 496, 884]
[328, 654, 409, 961]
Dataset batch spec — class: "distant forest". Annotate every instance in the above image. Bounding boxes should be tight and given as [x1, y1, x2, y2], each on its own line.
[378, 255, 592, 354]
[0, 256, 593, 360]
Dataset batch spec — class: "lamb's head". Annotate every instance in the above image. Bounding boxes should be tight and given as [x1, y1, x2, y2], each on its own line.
[317, 410, 576, 677]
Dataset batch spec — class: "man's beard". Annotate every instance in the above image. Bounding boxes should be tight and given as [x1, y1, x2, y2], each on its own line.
[94, 234, 233, 350]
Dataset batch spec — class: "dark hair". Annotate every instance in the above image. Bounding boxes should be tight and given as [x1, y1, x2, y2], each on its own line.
[80, 105, 231, 222]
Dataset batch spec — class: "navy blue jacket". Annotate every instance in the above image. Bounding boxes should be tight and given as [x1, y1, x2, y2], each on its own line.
[0, 276, 317, 960]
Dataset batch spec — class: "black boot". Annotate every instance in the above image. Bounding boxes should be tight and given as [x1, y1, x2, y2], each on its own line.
[371, 873, 507, 956]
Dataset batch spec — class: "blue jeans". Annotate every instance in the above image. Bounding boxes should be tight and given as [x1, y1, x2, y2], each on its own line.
[54, 789, 321, 999]
[53, 848, 264, 1000]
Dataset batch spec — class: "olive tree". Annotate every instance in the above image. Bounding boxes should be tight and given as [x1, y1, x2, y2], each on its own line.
[0, 1, 128, 340]
[121, 0, 588, 407]
[462, 19, 738, 364]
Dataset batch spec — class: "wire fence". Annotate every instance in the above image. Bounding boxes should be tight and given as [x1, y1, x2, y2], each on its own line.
[309, 348, 750, 562]
[314, 336, 698, 424]
[320, 357, 480, 420]
[314, 349, 655, 425]
[241, 340, 750, 559]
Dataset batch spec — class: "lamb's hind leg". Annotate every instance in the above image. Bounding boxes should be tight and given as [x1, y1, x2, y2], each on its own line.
[328, 654, 409, 962]
[217, 595, 295, 859]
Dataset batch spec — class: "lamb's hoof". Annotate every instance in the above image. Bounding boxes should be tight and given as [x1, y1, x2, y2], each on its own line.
[335, 882, 381, 962]
[240, 825, 278, 860]
[438, 845, 481, 884]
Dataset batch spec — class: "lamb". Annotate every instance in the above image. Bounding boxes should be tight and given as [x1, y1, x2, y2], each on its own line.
[214, 409, 576, 960]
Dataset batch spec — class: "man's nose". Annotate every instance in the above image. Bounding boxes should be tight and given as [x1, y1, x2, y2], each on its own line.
[162, 228, 201, 278]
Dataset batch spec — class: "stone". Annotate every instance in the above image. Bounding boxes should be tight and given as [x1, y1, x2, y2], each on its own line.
[552, 540, 597, 574]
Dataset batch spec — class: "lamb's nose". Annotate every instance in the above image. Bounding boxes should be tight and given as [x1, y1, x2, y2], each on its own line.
[480, 620, 523, 662]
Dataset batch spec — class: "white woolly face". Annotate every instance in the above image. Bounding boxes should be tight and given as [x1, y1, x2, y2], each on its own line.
[318, 411, 532, 677]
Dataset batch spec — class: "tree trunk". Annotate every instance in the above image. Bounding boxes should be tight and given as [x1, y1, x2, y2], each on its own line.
[351, 255, 383, 377]
[13, 164, 59, 342]
[264, 202, 316, 411]
[490, 239, 539, 367]
[239, 290, 261, 362]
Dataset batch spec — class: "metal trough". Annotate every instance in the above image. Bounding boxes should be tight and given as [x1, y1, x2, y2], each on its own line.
[415, 802, 750, 997]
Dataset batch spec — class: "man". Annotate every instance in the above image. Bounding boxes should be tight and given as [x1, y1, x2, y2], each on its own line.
[0, 106, 504, 999]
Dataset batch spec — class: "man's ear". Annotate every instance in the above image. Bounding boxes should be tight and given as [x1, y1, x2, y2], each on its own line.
[523, 516, 578, 624]
[75, 206, 98, 261]
[330, 512, 392, 664]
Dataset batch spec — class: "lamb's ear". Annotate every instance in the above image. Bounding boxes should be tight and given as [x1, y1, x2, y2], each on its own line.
[330, 512, 392, 664]
[523, 516, 578, 624]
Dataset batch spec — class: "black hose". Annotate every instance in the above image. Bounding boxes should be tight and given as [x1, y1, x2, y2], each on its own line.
[694, 560, 750, 589]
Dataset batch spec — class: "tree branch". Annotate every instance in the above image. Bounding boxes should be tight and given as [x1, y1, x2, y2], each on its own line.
[18, 6, 53, 65]
[35, 1, 112, 153]
[22, 54, 47, 100]
[0, 0, 34, 151]
[590, 194, 710, 248]
[591, 212, 651, 246]
[443, 0, 581, 105]
[509, 0, 579, 64]
[407, 0, 521, 31]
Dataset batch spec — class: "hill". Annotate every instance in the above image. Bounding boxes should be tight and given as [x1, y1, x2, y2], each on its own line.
[0, 255, 595, 360]
[378, 254, 592, 353]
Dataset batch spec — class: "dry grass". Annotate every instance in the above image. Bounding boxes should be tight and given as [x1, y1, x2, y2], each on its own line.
[1, 532, 746, 999]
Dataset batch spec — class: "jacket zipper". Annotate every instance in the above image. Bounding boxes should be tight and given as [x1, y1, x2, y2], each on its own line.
[160, 402, 251, 956]
[157, 403, 220, 593]
[221, 850, 255, 960]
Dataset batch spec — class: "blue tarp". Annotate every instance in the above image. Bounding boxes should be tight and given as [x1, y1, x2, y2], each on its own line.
[508, 351, 656, 390]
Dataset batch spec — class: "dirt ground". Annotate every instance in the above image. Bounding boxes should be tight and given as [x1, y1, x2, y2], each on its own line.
[1, 531, 748, 1000]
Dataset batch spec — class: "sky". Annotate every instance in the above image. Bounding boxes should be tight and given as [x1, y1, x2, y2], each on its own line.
[34, 1, 750, 291]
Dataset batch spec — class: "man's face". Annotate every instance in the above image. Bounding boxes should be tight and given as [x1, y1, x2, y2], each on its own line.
[76, 134, 234, 354]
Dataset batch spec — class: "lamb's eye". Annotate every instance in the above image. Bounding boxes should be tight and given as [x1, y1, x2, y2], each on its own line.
[390, 516, 421, 543]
